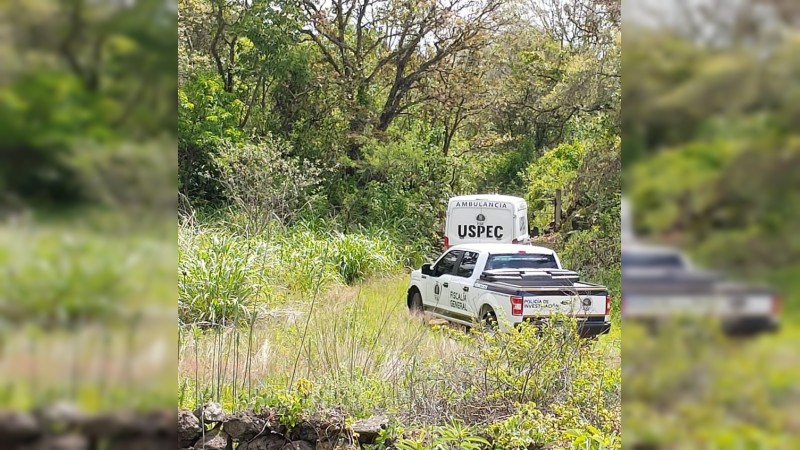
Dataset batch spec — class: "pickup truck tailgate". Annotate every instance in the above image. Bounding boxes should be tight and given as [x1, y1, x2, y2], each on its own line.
[623, 292, 776, 318]
[520, 290, 608, 317]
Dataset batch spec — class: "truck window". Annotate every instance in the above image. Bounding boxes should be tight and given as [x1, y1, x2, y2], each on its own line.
[486, 253, 558, 270]
[434, 250, 462, 276]
[455, 251, 479, 278]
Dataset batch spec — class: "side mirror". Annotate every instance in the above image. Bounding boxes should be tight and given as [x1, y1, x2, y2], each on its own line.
[421, 263, 434, 276]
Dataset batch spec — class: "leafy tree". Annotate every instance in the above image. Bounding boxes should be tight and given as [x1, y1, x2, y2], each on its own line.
[176, 0, 622, 249]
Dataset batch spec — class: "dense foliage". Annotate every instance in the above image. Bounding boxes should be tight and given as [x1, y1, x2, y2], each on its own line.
[179, 0, 621, 252]
[0, 1, 178, 411]
[177, 2, 622, 447]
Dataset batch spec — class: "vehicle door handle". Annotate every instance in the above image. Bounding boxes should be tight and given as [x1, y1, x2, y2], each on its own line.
[463, 286, 469, 292]
[561, 300, 570, 305]
[443, 283, 449, 288]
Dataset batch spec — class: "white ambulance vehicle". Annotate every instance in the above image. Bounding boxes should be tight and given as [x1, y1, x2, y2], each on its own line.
[444, 195, 530, 249]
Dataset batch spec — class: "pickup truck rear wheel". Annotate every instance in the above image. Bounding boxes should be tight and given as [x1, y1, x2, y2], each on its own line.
[480, 307, 498, 330]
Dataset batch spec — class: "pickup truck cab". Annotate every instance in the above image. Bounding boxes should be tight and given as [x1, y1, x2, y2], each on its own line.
[444, 195, 530, 249]
[622, 243, 780, 335]
[407, 243, 611, 336]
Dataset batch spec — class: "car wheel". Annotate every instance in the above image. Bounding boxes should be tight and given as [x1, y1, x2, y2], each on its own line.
[409, 291, 424, 316]
[481, 307, 498, 330]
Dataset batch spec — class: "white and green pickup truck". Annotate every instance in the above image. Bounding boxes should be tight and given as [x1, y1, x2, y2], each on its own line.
[407, 243, 612, 337]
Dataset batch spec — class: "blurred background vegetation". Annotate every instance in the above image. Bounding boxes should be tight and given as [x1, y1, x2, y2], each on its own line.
[623, 0, 800, 448]
[624, 0, 800, 283]
[0, 0, 177, 411]
[0, 0, 176, 210]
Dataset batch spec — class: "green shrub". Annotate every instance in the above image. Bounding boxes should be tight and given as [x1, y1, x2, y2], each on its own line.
[525, 140, 588, 229]
[214, 137, 323, 234]
[395, 420, 489, 450]
[178, 218, 407, 325]
[66, 139, 177, 211]
[178, 226, 264, 326]
[558, 227, 620, 277]
[0, 226, 130, 326]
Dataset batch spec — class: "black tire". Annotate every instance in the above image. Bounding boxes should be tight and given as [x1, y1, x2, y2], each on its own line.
[409, 291, 424, 316]
[480, 307, 498, 330]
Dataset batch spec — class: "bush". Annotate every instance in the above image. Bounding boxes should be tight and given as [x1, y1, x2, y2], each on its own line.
[215, 138, 323, 234]
[67, 138, 177, 212]
[178, 227, 265, 326]
[178, 219, 407, 325]
[525, 140, 588, 229]
[558, 227, 621, 278]
[0, 224, 134, 326]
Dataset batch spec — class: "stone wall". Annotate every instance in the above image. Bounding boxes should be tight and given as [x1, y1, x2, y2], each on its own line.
[180, 403, 389, 450]
[0, 403, 174, 450]
[0, 402, 389, 450]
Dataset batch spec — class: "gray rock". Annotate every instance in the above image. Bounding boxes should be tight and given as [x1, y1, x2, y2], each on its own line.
[36, 402, 87, 431]
[291, 416, 344, 443]
[351, 415, 388, 445]
[236, 434, 286, 450]
[0, 410, 40, 444]
[194, 427, 231, 450]
[83, 410, 141, 438]
[290, 420, 320, 443]
[179, 409, 203, 447]
[223, 410, 267, 441]
[147, 408, 176, 436]
[106, 437, 172, 450]
[315, 441, 358, 450]
[194, 402, 228, 424]
[30, 434, 89, 450]
[281, 441, 316, 450]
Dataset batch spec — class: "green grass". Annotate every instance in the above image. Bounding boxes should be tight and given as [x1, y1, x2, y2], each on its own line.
[178, 214, 622, 448]
[623, 322, 800, 449]
[179, 275, 622, 448]
[179, 219, 411, 325]
[0, 212, 175, 411]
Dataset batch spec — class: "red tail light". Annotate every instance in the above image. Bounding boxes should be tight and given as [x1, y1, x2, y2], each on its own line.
[605, 295, 611, 316]
[511, 296, 523, 316]
[772, 294, 781, 316]
[443, 236, 449, 249]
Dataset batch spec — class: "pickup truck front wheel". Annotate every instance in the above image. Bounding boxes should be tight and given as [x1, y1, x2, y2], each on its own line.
[408, 290, 424, 316]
